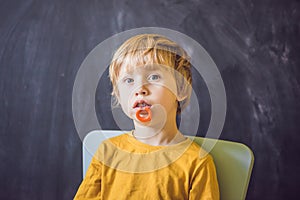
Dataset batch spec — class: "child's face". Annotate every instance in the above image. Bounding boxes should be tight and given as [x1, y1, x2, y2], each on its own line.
[116, 64, 179, 124]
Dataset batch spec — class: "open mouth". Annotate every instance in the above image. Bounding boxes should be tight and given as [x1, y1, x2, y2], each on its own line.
[133, 100, 152, 122]
[133, 100, 152, 109]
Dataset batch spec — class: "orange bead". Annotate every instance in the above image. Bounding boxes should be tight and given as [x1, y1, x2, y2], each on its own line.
[136, 107, 152, 122]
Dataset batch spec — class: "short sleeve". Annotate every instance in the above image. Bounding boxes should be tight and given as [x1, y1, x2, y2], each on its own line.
[189, 155, 220, 200]
[74, 156, 102, 200]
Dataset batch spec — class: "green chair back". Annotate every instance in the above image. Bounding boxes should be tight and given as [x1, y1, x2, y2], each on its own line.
[191, 137, 254, 200]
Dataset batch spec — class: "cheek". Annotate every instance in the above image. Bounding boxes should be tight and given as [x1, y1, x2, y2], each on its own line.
[118, 89, 134, 115]
[156, 85, 177, 98]
[118, 84, 130, 100]
[163, 89, 178, 106]
[153, 81, 178, 101]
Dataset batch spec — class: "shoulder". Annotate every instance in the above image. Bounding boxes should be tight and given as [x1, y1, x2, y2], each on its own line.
[100, 132, 129, 146]
[105, 132, 129, 142]
[181, 138, 214, 165]
[94, 133, 130, 159]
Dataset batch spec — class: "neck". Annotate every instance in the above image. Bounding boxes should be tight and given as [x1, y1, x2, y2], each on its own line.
[133, 116, 186, 146]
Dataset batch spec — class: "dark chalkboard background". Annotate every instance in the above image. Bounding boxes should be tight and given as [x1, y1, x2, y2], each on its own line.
[1, 0, 299, 199]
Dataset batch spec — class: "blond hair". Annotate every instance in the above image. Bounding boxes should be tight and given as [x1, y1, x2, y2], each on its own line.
[109, 34, 192, 113]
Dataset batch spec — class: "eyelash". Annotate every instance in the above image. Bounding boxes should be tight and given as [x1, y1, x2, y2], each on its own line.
[123, 78, 134, 84]
[122, 74, 161, 84]
[148, 74, 160, 81]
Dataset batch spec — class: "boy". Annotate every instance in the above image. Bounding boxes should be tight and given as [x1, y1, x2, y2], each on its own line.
[74, 34, 219, 199]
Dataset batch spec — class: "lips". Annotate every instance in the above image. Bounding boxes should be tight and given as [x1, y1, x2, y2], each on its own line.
[133, 100, 152, 109]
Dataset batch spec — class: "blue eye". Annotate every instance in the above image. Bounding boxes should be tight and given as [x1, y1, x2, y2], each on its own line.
[148, 74, 160, 81]
[124, 78, 134, 84]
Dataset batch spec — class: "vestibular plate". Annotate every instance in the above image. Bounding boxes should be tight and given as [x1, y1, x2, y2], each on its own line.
[136, 107, 152, 122]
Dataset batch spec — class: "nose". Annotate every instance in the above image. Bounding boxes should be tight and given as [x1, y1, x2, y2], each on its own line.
[135, 85, 149, 96]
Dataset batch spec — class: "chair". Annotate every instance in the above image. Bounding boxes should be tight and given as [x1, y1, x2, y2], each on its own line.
[82, 130, 254, 200]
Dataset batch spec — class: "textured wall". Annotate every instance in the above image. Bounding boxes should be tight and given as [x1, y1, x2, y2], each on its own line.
[0, 0, 299, 199]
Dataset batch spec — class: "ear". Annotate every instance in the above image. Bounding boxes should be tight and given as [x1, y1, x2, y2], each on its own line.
[176, 85, 191, 102]
[177, 94, 187, 102]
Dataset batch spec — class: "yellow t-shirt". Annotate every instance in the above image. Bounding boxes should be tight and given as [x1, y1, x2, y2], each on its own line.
[74, 132, 219, 200]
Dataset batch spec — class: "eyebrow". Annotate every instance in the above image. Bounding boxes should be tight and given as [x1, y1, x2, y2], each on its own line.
[121, 65, 157, 74]
[143, 64, 161, 70]
[132, 64, 173, 72]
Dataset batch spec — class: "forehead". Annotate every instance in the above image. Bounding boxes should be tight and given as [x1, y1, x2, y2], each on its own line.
[117, 48, 175, 72]
[121, 64, 164, 73]
[120, 63, 171, 74]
